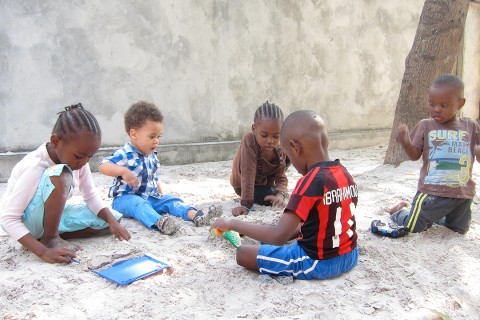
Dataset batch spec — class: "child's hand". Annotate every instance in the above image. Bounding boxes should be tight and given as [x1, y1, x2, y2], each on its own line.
[231, 206, 249, 217]
[121, 168, 139, 189]
[210, 217, 231, 233]
[264, 194, 286, 208]
[109, 220, 131, 241]
[396, 124, 411, 145]
[395, 123, 422, 160]
[40, 247, 77, 264]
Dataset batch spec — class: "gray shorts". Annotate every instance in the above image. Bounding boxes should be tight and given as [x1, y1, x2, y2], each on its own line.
[390, 191, 472, 234]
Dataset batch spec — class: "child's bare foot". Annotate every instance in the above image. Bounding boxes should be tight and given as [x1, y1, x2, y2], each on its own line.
[156, 215, 179, 235]
[389, 201, 410, 214]
[193, 205, 223, 227]
[40, 236, 81, 252]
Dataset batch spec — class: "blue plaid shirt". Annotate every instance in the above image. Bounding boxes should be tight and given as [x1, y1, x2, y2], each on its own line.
[102, 143, 160, 199]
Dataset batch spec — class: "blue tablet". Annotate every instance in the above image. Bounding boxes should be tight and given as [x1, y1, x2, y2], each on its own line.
[92, 254, 170, 286]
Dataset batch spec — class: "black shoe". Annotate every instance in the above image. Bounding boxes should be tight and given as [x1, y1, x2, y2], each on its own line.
[371, 219, 408, 238]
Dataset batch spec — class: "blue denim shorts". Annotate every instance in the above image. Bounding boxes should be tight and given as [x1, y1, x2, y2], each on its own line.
[22, 164, 122, 239]
[257, 241, 358, 280]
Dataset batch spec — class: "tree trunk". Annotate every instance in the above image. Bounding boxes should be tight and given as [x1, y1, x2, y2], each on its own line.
[384, 0, 471, 165]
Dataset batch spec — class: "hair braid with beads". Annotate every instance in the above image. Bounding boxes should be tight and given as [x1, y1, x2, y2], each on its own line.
[253, 101, 284, 124]
[52, 103, 101, 140]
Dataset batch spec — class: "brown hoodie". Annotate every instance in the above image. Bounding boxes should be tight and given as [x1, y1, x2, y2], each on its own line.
[230, 132, 288, 208]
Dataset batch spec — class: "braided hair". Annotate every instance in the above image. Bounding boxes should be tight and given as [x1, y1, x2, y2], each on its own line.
[52, 103, 101, 140]
[253, 101, 284, 124]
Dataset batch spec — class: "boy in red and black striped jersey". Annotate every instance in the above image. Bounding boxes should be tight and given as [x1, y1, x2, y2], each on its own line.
[211, 110, 358, 280]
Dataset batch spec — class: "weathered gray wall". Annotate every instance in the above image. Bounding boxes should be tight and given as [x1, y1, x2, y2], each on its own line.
[0, 0, 478, 155]
[0, 0, 426, 152]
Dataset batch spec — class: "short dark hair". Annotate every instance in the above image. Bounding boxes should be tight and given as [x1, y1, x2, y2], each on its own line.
[52, 103, 101, 140]
[254, 101, 284, 123]
[124, 101, 163, 133]
[431, 74, 464, 98]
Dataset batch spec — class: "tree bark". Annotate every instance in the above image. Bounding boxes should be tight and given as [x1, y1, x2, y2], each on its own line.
[384, 0, 471, 165]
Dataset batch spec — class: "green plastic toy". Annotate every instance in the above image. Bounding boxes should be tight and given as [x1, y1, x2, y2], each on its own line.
[210, 229, 242, 248]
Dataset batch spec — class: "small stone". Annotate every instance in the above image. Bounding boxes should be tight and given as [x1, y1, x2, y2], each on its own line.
[258, 274, 275, 283]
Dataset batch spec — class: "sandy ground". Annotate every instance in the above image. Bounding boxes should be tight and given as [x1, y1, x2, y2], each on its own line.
[0, 143, 479, 320]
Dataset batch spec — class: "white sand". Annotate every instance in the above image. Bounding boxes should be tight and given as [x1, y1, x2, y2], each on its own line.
[0, 143, 479, 319]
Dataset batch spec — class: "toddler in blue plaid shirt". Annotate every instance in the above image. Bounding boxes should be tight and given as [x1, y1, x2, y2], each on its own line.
[99, 101, 221, 235]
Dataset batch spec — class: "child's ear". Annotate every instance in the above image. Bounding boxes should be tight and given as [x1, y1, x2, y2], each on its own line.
[289, 139, 301, 156]
[50, 134, 60, 147]
[129, 128, 137, 138]
[251, 124, 255, 133]
[458, 98, 466, 109]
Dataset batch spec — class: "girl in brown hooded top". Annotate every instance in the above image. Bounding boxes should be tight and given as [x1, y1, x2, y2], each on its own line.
[230, 101, 289, 216]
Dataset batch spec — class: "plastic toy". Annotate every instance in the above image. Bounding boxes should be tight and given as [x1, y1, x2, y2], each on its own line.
[210, 228, 223, 237]
[371, 219, 408, 238]
[210, 229, 242, 248]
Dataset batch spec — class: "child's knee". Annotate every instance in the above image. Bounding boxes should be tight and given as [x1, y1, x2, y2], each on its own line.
[236, 246, 251, 267]
[447, 225, 469, 234]
[236, 246, 247, 265]
[445, 218, 470, 234]
[236, 245, 260, 270]
[49, 167, 73, 196]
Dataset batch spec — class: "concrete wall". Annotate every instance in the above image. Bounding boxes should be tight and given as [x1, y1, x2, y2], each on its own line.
[0, 1, 479, 181]
[463, 3, 480, 119]
[0, 0, 426, 152]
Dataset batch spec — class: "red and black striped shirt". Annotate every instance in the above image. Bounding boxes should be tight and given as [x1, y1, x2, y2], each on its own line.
[286, 160, 358, 260]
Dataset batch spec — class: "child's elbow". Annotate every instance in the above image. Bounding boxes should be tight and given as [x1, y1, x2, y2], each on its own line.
[407, 149, 422, 161]
[408, 154, 421, 161]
